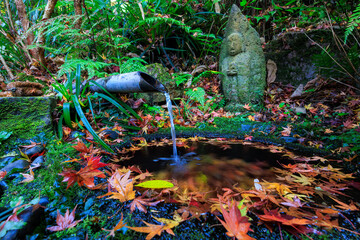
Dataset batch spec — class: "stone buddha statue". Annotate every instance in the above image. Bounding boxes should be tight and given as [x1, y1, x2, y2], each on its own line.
[219, 4, 266, 111]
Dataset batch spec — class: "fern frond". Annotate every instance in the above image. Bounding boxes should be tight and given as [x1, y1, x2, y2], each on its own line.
[58, 59, 113, 79]
[137, 17, 192, 33]
[186, 87, 206, 106]
[119, 57, 148, 74]
[345, 4, 360, 43]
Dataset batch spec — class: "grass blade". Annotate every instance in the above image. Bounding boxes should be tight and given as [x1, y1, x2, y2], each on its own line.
[58, 114, 64, 139]
[75, 64, 81, 97]
[71, 95, 113, 153]
[88, 96, 98, 129]
[93, 92, 131, 118]
[89, 80, 141, 120]
[63, 102, 72, 127]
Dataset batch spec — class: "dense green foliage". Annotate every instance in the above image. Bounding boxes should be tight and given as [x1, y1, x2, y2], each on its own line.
[0, 0, 359, 81]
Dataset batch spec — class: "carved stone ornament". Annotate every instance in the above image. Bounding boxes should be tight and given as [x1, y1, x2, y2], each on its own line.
[219, 4, 266, 111]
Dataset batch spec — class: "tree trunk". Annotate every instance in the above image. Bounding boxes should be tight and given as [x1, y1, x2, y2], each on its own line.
[36, 0, 59, 68]
[74, 0, 83, 29]
[14, 0, 39, 61]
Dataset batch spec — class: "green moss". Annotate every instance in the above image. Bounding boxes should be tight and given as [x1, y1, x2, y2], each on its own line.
[0, 140, 78, 207]
[0, 97, 55, 152]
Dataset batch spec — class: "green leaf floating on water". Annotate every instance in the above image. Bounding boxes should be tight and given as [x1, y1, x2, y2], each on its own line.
[135, 180, 174, 189]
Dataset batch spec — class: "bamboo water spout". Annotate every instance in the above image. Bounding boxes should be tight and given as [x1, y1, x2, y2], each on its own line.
[89, 71, 167, 93]
[90, 71, 178, 161]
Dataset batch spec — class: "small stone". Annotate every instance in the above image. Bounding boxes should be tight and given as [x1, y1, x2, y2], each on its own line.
[70, 131, 85, 139]
[101, 129, 118, 140]
[281, 137, 297, 143]
[295, 107, 306, 115]
[3, 197, 49, 240]
[1, 160, 29, 173]
[240, 124, 253, 132]
[0, 156, 16, 167]
[24, 145, 44, 156]
[290, 84, 304, 98]
[31, 156, 45, 167]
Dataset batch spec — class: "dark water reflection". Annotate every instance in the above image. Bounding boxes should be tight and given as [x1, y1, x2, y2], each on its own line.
[121, 141, 285, 193]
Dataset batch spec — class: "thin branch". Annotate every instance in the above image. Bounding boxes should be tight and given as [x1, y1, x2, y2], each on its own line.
[4, 0, 16, 35]
[330, 77, 360, 92]
[325, 8, 358, 74]
[0, 53, 15, 79]
[82, 0, 98, 59]
[304, 33, 357, 83]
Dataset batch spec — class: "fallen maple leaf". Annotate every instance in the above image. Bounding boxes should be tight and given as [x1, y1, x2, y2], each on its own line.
[20, 169, 34, 183]
[217, 201, 254, 240]
[243, 104, 251, 110]
[127, 220, 176, 240]
[0, 171, 6, 180]
[99, 170, 135, 202]
[291, 174, 315, 186]
[343, 119, 355, 129]
[281, 196, 304, 208]
[20, 141, 38, 149]
[102, 214, 127, 238]
[72, 140, 91, 153]
[59, 155, 109, 189]
[324, 128, 333, 134]
[281, 126, 292, 136]
[47, 205, 82, 232]
[129, 193, 162, 213]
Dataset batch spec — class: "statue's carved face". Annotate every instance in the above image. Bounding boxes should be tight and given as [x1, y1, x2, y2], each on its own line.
[228, 33, 243, 56]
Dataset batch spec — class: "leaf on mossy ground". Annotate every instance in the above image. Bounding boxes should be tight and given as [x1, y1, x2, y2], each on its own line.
[135, 180, 174, 189]
[46, 205, 82, 232]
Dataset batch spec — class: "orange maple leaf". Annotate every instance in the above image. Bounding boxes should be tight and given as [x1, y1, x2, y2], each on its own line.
[72, 140, 91, 153]
[102, 214, 127, 238]
[128, 220, 176, 240]
[99, 170, 135, 202]
[243, 104, 251, 110]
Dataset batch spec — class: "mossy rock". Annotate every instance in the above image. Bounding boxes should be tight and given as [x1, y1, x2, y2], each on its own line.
[264, 29, 346, 85]
[16, 73, 49, 92]
[0, 97, 55, 152]
[138, 63, 183, 103]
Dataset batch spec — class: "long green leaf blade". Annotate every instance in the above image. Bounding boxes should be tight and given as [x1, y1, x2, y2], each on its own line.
[89, 80, 141, 120]
[63, 102, 72, 127]
[71, 96, 113, 152]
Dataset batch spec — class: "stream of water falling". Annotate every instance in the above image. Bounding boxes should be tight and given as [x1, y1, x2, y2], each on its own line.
[164, 92, 179, 160]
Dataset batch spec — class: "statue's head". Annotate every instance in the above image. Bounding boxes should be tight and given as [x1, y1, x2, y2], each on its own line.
[228, 32, 244, 56]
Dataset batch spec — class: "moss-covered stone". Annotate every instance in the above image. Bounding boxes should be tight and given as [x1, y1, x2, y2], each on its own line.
[264, 29, 344, 85]
[0, 97, 55, 152]
[138, 63, 182, 103]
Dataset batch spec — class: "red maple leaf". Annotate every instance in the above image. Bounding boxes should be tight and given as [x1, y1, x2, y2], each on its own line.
[72, 140, 91, 153]
[216, 201, 254, 240]
[59, 155, 109, 189]
[258, 209, 314, 237]
[47, 205, 82, 232]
